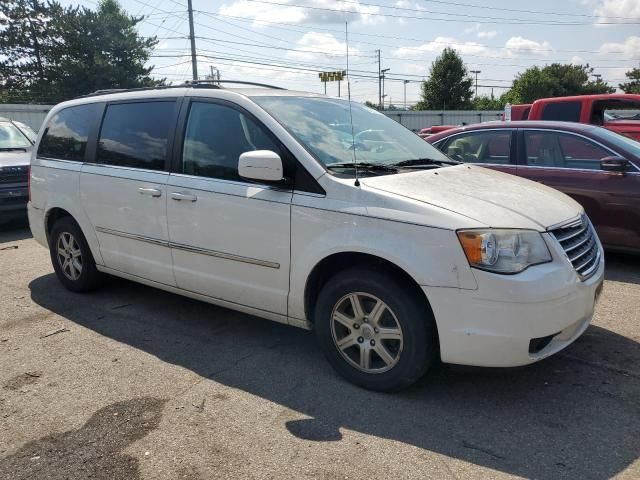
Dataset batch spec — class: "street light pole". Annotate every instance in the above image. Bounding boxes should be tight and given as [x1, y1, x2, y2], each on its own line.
[381, 68, 390, 109]
[470, 70, 481, 98]
[403, 80, 409, 109]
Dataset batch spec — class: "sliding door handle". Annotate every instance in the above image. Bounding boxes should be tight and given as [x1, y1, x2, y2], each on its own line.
[138, 187, 162, 197]
[170, 192, 198, 202]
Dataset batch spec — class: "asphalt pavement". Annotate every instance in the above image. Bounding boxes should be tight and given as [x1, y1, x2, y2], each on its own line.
[0, 221, 638, 480]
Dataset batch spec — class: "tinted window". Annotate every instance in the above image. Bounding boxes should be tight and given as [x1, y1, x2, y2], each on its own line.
[182, 102, 282, 181]
[524, 131, 610, 170]
[441, 131, 512, 164]
[38, 104, 101, 161]
[541, 102, 581, 122]
[97, 102, 174, 170]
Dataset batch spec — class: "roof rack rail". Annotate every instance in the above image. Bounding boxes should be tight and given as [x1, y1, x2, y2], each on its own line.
[75, 79, 285, 99]
[184, 80, 286, 90]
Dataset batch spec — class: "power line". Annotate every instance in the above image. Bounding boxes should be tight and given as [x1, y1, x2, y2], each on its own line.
[243, 0, 640, 25]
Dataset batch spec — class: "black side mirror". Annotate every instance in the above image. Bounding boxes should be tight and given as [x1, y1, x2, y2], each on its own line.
[600, 156, 630, 173]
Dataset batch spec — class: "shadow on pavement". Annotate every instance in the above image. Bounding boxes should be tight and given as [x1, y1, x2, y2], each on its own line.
[28, 273, 640, 480]
[605, 252, 640, 285]
[0, 223, 32, 243]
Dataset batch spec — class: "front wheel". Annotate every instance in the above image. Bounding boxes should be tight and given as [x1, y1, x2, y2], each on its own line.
[49, 217, 102, 292]
[314, 267, 437, 391]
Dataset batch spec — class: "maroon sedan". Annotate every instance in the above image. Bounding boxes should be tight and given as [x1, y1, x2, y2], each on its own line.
[427, 121, 640, 253]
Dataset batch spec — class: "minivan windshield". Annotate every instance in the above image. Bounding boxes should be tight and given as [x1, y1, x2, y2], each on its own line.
[252, 96, 452, 171]
[0, 122, 32, 150]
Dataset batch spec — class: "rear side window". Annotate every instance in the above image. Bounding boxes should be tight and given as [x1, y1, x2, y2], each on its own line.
[97, 101, 175, 171]
[441, 131, 512, 164]
[541, 102, 582, 122]
[38, 104, 101, 161]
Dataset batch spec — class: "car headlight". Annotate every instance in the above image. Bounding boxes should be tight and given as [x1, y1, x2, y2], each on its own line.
[457, 229, 552, 274]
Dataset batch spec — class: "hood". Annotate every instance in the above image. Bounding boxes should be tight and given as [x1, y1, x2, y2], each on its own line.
[0, 149, 31, 168]
[361, 164, 582, 230]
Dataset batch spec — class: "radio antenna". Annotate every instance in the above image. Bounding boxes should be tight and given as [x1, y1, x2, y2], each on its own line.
[345, 21, 360, 187]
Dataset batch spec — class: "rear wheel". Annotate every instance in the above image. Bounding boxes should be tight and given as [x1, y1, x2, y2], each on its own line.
[314, 267, 437, 391]
[49, 217, 102, 292]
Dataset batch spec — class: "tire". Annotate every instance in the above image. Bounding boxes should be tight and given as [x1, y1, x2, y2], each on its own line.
[49, 217, 102, 292]
[314, 267, 437, 392]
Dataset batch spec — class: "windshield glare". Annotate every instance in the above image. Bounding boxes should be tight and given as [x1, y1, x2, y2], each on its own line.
[0, 123, 32, 149]
[252, 96, 451, 169]
[595, 127, 640, 158]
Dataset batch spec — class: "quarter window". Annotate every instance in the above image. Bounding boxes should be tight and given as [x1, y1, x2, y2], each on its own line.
[97, 102, 175, 170]
[38, 104, 101, 161]
[524, 131, 610, 170]
[441, 131, 512, 164]
[182, 102, 282, 181]
[541, 102, 582, 122]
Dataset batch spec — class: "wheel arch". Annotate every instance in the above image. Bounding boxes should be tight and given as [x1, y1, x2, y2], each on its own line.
[304, 251, 436, 333]
[45, 207, 74, 243]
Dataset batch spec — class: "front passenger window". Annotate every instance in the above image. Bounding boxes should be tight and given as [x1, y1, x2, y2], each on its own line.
[182, 102, 282, 181]
[441, 131, 512, 165]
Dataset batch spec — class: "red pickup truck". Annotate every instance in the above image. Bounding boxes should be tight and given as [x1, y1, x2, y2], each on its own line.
[508, 94, 640, 140]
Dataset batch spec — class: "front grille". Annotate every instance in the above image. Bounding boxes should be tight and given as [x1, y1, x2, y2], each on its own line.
[0, 165, 28, 185]
[550, 215, 600, 280]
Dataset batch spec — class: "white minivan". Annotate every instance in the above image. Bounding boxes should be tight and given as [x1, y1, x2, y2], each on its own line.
[28, 83, 604, 391]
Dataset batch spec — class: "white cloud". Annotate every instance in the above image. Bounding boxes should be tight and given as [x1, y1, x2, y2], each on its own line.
[219, 0, 383, 26]
[464, 23, 499, 39]
[569, 55, 586, 65]
[598, 35, 640, 58]
[592, 0, 640, 25]
[504, 36, 552, 57]
[286, 32, 360, 61]
[394, 36, 490, 57]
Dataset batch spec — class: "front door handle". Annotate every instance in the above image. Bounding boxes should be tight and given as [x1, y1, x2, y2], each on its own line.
[138, 187, 162, 197]
[170, 192, 198, 202]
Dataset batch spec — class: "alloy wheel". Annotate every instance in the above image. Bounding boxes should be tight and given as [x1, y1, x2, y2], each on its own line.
[330, 292, 403, 373]
[56, 232, 83, 281]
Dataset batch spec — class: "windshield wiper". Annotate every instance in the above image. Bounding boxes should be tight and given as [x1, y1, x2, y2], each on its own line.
[0, 147, 28, 152]
[326, 162, 399, 172]
[392, 157, 460, 168]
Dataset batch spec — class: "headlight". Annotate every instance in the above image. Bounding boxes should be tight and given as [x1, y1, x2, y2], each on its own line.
[457, 229, 552, 274]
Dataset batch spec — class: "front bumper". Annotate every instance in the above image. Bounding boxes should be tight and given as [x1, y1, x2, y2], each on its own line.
[0, 186, 28, 221]
[425, 233, 605, 367]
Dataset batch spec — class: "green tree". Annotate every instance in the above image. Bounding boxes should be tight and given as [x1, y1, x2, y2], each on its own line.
[415, 48, 473, 110]
[363, 100, 380, 110]
[472, 95, 505, 110]
[0, 0, 162, 103]
[503, 63, 614, 104]
[620, 66, 640, 94]
[0, 0, 65, 103]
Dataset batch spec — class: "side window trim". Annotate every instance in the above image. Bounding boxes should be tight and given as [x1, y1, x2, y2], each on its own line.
[94, 98, 180, 172]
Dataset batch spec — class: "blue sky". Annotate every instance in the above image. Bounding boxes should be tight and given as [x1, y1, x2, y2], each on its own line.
[62, 0, 640, 106]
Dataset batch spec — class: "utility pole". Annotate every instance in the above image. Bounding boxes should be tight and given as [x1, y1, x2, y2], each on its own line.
[376, 49, 382, 109]
[470, 70, 480, 97]
[187, 0, 198, 80]
[403, 80, 409, 109]
[381, 68, 390, 110]
[593, 73, 602, 83]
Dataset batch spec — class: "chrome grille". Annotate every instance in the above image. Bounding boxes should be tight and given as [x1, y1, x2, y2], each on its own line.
[550, 215, 600, 280]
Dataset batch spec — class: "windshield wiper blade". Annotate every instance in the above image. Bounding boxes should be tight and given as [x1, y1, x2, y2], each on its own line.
[326, 162, 399, 172]
[393, 158, 459, 167]
[0, 147, 28, 152]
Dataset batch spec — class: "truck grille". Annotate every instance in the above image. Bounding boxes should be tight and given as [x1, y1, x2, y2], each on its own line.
[0, 165, 29, 185]
[550, 215, 600, 280]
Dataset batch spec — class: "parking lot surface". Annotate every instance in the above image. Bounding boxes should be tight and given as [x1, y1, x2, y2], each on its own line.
[0, 222, 638, 480]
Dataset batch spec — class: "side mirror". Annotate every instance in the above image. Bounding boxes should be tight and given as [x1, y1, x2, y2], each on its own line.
[238, 150, 285, 183]
[600, 156, 631, 173]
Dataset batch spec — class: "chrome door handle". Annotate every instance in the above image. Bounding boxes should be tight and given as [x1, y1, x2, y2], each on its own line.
[138, 187, 162, 197]
[170, 192, 198, 202]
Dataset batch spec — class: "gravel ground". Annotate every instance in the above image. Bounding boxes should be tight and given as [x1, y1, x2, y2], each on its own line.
[0, 221, 638, 480]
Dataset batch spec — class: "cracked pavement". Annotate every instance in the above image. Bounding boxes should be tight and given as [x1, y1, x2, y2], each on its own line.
[1, 223, 639, 479]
